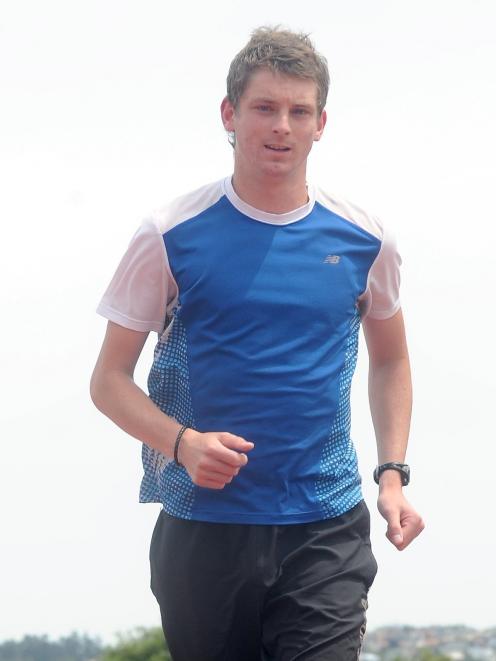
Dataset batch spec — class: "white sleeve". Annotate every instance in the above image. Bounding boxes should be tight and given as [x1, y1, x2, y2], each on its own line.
[359, 225, 402, 320]
[96, 219, 177, 333]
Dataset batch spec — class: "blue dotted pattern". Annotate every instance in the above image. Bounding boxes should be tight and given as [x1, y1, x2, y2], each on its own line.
[315, 310, 363, 517]
[139, 309, 197, 518]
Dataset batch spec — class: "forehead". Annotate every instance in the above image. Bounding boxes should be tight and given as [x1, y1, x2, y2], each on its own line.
[240, 68, 319, 106]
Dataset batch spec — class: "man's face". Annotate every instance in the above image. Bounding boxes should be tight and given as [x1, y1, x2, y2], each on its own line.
[221, 68, 326, 183]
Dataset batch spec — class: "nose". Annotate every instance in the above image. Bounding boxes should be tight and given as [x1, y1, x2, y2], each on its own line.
[272, 111, 291, 134]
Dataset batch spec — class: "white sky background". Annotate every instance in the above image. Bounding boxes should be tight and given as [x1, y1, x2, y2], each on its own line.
[1, 0, 495, 644]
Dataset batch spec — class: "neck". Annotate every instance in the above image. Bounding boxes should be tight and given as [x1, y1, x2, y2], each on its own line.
[231, 169, 309, 214]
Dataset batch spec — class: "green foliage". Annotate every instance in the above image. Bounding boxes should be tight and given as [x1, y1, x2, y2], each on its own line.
[416, 651, 451, 661]
[0, 632, 103, 661]
[0, 628, 170, 661]
[99, 628, 171, 661]
[391, 650, 451, 661]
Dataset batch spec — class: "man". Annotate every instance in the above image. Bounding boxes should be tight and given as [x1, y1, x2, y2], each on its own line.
[91, 26, 424, 661]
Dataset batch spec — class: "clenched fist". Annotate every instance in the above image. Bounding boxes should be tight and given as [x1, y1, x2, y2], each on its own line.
[178, 429, 254, 489]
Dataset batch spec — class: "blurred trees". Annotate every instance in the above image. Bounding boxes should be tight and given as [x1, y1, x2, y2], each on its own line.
[0, 629, 170, 661]
[99, 628, 170, 661]
[392, 650, 451, 661]
[0, 632, 102, 661]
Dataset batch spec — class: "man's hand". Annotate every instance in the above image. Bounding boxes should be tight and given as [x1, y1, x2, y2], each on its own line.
[178, 429, 254, 490]
[377, 479, 425, 551]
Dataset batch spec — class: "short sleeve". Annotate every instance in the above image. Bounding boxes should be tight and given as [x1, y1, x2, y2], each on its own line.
[359, 225, 402, 320]
[96, 219, 177, 333]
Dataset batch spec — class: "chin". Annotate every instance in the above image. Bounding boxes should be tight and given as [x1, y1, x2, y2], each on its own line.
[262, 163, 301, 179]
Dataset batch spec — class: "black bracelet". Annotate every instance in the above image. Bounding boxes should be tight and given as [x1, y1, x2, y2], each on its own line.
[174, 425, 188, 466]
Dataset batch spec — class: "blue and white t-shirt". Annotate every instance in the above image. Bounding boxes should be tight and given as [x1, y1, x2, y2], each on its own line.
[97, 177, 401, 524]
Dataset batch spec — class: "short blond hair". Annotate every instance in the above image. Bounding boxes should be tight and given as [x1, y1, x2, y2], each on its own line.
[226, 26, 329, 113]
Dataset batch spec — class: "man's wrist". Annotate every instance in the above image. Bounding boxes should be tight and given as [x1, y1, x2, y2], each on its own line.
[174, 425, 189, 466]
[378, 469, 404, 489]
[174, 426, 199, 465]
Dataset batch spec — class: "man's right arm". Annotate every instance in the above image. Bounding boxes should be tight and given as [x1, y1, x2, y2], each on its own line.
[90, 321, 253, 489]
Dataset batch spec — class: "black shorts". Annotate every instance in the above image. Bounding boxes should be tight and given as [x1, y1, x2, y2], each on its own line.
[149, 500, 377, 661]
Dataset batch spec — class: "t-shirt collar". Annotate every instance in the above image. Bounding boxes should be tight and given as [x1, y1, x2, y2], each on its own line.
[222, 176, 315, 225]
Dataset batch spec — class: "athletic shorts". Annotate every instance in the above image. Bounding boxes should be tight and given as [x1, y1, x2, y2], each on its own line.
[149, 500, 377, 661]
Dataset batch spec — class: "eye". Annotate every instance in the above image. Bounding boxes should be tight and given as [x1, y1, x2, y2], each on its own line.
[292, 107, 310, 116]
[256, 104, 273, 112]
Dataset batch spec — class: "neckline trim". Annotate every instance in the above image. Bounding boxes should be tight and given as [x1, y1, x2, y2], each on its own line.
[222, 177, 315, 225]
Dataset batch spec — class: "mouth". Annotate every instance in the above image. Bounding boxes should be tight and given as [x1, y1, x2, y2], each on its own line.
[264, 144, 291, 152]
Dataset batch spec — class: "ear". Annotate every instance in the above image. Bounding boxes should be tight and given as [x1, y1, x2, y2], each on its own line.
[314, 109, 327, 142]
[221, 96, 235, 131]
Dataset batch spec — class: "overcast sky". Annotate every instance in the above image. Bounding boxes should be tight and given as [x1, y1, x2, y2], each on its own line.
[1, 0, 495, 644]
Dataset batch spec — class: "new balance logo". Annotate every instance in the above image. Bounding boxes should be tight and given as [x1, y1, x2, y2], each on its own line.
[324, 255, 341, 264]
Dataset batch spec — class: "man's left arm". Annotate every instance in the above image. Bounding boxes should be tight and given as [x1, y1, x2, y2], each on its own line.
[362, 308, 425, 550]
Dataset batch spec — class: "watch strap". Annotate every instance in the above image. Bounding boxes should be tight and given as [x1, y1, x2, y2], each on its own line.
[373, 462, 410, 486]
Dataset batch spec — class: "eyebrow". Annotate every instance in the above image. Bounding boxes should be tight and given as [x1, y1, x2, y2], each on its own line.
[250, 97, 315, 109]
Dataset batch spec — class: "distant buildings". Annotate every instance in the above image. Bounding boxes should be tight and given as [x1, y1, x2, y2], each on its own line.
[362, 625, 496, 660]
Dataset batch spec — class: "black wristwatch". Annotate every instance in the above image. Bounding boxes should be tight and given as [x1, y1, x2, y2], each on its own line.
[373, 462, 410, 486]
